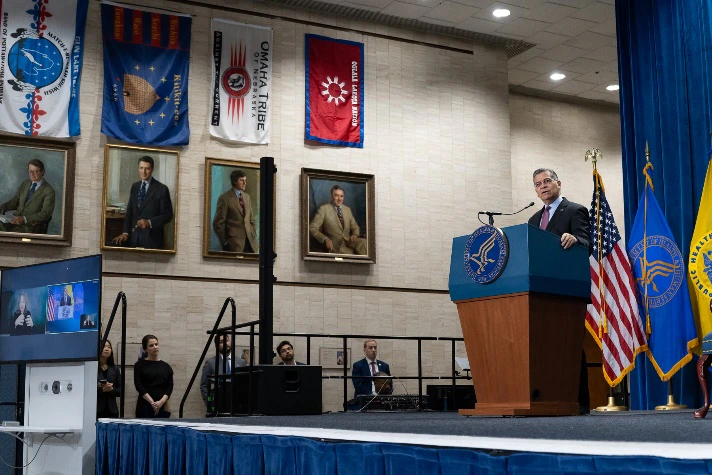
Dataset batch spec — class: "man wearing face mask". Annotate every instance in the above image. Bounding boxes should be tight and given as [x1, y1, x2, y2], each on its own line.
[528, 167, 591, 415]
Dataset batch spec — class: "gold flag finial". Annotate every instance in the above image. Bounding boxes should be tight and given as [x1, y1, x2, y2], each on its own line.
[585, 148, 602, 170]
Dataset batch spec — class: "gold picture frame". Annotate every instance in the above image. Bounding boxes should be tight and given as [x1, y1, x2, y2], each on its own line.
[301, 168, 375, 263]
[101, 144, 180, 254]
[0, 135, 75, 247]
[203, 158, 276, 260]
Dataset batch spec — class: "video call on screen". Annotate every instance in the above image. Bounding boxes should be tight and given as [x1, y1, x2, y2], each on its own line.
[0, 255, 101, 363]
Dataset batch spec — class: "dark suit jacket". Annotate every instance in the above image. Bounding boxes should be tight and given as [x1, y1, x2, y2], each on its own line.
[123, 178, 173, 249]
[200, 354, 246, 405]
[59, 295, 72, 307]
[97, 366, 121, 417]
[528, 197, 590, 249]
[352, 358, 392, 396]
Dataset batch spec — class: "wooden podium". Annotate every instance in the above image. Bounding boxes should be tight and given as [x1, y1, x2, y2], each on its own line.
[449, 224, 590, 416]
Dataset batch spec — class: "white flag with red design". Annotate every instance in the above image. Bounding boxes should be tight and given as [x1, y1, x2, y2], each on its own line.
[585, 171, 647, 386]
[209, 19, 272, 144]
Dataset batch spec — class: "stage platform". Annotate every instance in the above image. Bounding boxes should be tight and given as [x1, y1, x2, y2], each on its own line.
[96, 411, 712, 474]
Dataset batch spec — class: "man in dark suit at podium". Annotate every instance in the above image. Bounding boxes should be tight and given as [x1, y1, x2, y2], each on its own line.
[529, 168, 591, 414]
[276, 341, 306, 366]
[352, 339, 392, 396]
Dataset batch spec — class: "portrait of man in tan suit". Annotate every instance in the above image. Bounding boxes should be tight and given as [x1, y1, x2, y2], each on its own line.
[212, 169, 259, 253]
[0, 159, 56, 234]
[309, 185, 367, 255]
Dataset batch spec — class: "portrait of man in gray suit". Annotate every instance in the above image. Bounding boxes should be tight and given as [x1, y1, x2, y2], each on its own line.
[0, 159, 56, 234]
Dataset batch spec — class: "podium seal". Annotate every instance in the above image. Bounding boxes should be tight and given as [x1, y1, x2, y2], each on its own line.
[464, 225, 509, 284]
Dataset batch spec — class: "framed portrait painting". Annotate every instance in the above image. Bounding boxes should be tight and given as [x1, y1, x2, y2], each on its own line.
[319, 347, 351, 369]
[203, 158, 275, 260]
[101, 144, 179, 254]
[0, 135, 75, 246]
[301, 168, 375, 263]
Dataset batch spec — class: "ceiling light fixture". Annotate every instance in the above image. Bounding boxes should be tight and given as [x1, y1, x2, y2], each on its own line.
[550, 73, 566, 81]
[606, 85, 620, 91]
[493, 9, 511, 18]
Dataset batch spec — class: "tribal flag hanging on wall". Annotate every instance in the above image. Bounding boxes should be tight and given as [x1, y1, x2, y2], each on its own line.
[100, 1, 191, 146]
[0, 0, 89, 137]
[210, 19, 272, 144]
[305, 34, 364, 148]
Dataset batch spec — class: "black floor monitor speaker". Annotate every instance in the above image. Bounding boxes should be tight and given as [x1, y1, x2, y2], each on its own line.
[231, 365, 323, 416]
[426, 384, 476, 411]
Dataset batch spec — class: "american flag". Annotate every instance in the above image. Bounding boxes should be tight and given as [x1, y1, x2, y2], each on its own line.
[585, 171, 647, 386]
[47, 293, 56, 322]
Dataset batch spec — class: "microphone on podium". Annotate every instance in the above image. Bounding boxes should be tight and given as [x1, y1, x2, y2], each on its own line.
[478, 202, 535, 226]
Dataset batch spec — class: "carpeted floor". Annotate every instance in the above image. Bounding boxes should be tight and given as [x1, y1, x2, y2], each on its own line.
[180, 409, 712, 444]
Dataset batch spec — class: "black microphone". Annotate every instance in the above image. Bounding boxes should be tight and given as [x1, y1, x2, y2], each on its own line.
[478, 202, 535, 225]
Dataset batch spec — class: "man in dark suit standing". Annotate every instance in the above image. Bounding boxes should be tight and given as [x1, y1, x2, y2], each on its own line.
[528, 167, 591, 414]
[59, 286, 73, 307]
[112, 156, 173, 249]
[352, 339, 392, 397]
[200, 334, 245, 410]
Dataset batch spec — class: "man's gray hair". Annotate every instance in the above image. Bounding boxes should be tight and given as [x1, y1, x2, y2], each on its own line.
[532, 168, 559, 181]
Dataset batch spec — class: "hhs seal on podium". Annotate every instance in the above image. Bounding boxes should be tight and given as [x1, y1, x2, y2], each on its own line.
[463, 225, 509, 284]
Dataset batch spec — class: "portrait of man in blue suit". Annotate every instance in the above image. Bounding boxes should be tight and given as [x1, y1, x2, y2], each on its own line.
[351, 339, 392, 397]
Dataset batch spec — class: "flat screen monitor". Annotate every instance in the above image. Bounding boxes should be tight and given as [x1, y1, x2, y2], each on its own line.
[0, 255, 102, 363]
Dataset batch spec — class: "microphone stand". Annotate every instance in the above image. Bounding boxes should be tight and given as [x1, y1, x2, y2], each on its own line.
[478, 202, 535, 227]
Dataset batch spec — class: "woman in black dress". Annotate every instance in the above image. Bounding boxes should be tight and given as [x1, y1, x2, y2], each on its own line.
[134, 334, 173, 418]
[97, 340, 121, 418]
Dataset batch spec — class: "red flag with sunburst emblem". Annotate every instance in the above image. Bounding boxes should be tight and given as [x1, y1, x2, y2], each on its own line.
[305, 34, 364, 148]
[210, 19, 272, 144]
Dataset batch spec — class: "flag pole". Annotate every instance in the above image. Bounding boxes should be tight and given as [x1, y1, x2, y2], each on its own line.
[585, 148, 628, 413]
[643, 144, 687, 411]
[655, 380, 687, 410]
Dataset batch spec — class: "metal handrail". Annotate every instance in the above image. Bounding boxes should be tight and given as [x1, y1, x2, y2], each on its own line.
[179, 298, 251, 418]
[206, 329, 469, 412]
[100, 291, 127, 417]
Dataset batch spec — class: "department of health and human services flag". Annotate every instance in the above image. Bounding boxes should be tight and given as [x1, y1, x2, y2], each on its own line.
[585, 170, 647, 386]
[689, 158, 712, 351]
[627, 177, 697, 380]
[210, 19, 272, 144]
[305, 34, 363, 148]
[0, 0, 88, 137]
[100, 1, 191, 146]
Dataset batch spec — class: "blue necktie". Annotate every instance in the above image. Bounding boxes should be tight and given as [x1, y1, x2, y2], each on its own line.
[25, 183, 37, 203]
[138, 182, 147, 209]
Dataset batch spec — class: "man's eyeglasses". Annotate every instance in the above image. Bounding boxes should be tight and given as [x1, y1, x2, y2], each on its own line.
[27, 169, 41, 175]
[534, 177, 556, 189]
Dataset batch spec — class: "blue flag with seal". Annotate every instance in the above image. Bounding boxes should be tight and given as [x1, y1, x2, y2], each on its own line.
[100, 1, 191, 146]
[627, 168, 698, 381]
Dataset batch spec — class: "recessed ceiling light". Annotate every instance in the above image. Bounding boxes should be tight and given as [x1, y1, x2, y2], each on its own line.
[493, 9, 511, 18]
[606, 85, 620, 91]
[550, 73, 566, 81]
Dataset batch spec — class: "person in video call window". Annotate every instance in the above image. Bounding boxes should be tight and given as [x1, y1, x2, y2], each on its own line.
[10, 292, 44, 336]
